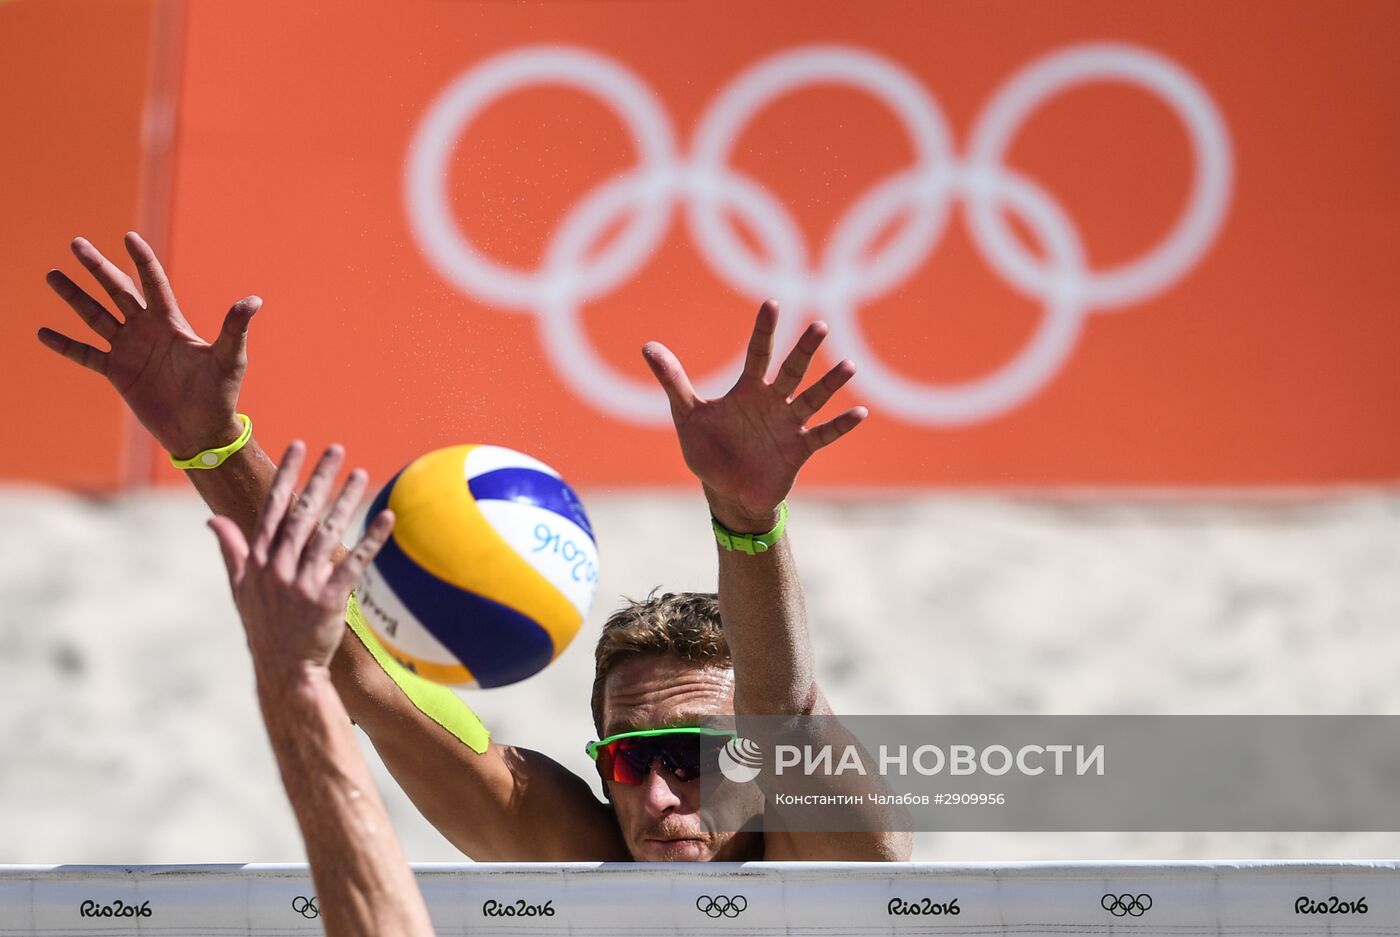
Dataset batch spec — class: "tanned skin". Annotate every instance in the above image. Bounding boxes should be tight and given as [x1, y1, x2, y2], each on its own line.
[210, 441, 433, 936]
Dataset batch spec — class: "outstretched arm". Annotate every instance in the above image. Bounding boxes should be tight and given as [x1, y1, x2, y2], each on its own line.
[39, 234, 277, 534]
[642, 300, 861, 717]
[38, 234, 625, 862]
[210, 441, 432, 937]
[644, 300, 910, 860]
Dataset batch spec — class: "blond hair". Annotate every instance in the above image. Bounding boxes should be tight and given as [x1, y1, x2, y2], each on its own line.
[590, 590, 730, 733]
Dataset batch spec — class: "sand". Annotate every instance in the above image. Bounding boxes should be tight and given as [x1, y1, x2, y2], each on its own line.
[2, 487, 1398, 863]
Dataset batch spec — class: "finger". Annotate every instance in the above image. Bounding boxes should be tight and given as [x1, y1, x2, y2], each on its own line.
[270, 444, 345, 574]
[740, 299, 779, 381]
[772, 320, 830, 400]
[212, 296, 261, 371]
[791, 359, 856, 424]
[207, 516, 249, 589]
[251, 441, 306, 565]
[123, 232, 177, 311]
[300, 467, 368, 580]
[71, 236, 144, 316]
[326, 509, 395, 599]
[36, 327, 108, 375]
[46, 269, 121, 340]
[641, 341, 698, 419]
[805, 406, 869, 453]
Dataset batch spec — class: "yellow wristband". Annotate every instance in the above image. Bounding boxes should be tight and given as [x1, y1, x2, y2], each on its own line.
[168, 414, 252, 470]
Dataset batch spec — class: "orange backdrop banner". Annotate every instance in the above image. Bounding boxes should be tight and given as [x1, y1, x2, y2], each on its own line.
[18, 1, 1400, 488]
[1, 0, 158, 489]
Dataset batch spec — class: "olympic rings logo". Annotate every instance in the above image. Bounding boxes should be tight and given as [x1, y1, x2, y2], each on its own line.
[291, 895, 320, 919]
[406, 43, 1232, 426]
[1102, 892, 1152, 917]
[696, 894, 748, 918]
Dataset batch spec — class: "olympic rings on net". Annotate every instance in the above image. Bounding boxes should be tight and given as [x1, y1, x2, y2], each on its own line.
[291, 895, 319, 919]
[1102, 892, 1152, 916]
[405, 42, 1232, 426]
[696, 894, 748, 917]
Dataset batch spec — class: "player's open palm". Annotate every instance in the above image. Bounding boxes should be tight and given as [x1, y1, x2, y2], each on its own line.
[208, 442, 395, 680]
[642, 300, 867, 528]
[37, 232, 260, 458]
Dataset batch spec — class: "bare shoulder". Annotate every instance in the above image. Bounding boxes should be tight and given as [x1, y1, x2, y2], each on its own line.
[489, 742, 632, 860]
[366, 728, 630, 860]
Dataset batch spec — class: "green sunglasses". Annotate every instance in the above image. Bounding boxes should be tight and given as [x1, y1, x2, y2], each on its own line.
[585, 727, 737, 785]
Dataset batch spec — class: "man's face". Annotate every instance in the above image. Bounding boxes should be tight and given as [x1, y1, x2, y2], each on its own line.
[599, 656, 756, 861]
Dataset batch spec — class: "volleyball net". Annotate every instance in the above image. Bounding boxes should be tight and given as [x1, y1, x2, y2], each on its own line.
[2, 861, 1396, 935]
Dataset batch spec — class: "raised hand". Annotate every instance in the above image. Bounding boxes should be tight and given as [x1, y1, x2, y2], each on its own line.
[37, 233, 260, 458]
[208, 442, 394, 682]
[642, 300, 867, 531]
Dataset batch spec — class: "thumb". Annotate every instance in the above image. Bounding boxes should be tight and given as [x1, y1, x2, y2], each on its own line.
[641, 341, 697, 420]
[212, 295, 261, 371]
[208, 516, 249, 588]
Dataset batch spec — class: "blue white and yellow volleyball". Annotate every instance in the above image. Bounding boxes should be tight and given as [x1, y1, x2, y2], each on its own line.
[355, 444, 598, 688]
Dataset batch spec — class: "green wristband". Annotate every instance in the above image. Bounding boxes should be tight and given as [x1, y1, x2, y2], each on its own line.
[169, 414, 252, 470]
[711, 501, 788, 555]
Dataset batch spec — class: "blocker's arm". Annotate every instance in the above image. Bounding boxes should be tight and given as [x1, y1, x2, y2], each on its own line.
[642, 301, 861, 718]
[343, 612, 629, 860]
[644, 301, 911, 861]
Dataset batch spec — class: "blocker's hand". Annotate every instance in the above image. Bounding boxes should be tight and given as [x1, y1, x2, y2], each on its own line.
[208, 442, 394, 684]
[642, 300, 867, 531]
[37, 233, 260, 459]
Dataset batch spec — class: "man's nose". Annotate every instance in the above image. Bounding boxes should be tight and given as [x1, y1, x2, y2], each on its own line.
[641, 757, 683, 813]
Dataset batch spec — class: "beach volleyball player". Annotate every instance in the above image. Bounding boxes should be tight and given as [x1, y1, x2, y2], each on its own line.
[37, 233, 911, 863]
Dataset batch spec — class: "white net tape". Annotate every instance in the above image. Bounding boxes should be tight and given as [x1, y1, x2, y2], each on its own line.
[2, 861, 1397, 935]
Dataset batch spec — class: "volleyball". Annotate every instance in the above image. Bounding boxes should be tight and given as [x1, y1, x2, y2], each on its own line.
[354, 444, 599, 688]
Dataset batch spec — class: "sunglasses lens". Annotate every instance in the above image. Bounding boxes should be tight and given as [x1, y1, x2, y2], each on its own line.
[596, 734, 730, 785]
[612, 739, 654, 785]
[663, 735, 727, 781]
[656, 740, 700, 781]
[596, 742, 642, 786]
